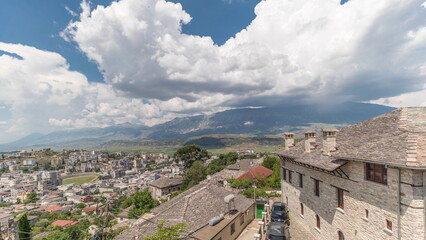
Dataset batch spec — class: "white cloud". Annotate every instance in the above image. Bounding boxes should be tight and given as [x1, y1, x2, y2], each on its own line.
[63, 0, 426, 108]
[2, 0, 426, 142]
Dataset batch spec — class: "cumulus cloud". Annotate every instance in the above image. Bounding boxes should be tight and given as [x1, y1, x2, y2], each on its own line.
[0, 42, 181, 143]
[1, 0, 426, 142]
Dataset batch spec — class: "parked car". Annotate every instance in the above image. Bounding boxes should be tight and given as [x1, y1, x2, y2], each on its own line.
[266, 221, 290, 240]
[271, 202, 290, 224]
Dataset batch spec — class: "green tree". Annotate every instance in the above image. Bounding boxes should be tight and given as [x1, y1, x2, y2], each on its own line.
[174, 145, 208, 168]
[24, 191, 38, 204]
[262, 156, 279, 170]
[18, 213, 31, 240]
[144, 221, 187, 240]
[127, 190, 159, 219]
[75, 203, 86, 209]
[182, 160, 207, 189]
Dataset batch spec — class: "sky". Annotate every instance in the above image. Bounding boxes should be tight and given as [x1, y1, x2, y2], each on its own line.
[0, 0, 425, 143]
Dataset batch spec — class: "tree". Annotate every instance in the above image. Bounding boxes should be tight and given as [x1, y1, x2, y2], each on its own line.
[182, 160, 207, 189]
[174, 145, 208, 168]
[127, 190, 159, 219]
[24, 191, 38, 204]
[18, 213, 31, 240]
[144, 221, 187, 240]
[75, 203, 86, 209]
[262, 156, 279, 170]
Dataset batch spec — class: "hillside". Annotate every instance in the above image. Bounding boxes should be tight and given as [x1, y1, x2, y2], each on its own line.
[0, 102, 394, 151]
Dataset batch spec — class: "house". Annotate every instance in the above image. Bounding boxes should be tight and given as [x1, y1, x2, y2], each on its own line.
[148, 176, 183, 200]
[276, 107, 426, 240]
[236, 166, 273, 181]
[227, 159, 262, 172]
[51, 220, 78, 227]
[115, 182, 255, 240]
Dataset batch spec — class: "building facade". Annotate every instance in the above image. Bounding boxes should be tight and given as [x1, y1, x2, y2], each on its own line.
[277, 107, 426, 240]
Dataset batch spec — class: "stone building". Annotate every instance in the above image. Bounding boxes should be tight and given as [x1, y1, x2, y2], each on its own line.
[276, 107, 426, 240]
[148, 176, 183, 200]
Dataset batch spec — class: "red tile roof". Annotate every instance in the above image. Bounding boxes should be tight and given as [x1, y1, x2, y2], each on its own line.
[51, 220, 78, 227]
[237, 166, 273, 180]
[82, 207, 97, 212]
[45, 206, 62, 212]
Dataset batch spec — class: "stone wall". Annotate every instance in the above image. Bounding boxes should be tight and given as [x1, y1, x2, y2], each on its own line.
[280, 158, 425, 240]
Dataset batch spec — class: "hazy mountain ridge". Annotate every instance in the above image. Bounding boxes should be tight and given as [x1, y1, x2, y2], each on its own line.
[0, 102, 395, 151]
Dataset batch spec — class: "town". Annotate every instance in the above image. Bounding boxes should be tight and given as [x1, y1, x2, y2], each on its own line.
[0, 145, 283, 239]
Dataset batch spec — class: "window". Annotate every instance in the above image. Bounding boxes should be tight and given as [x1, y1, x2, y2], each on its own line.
[314, 179, 320, 197]
[230, 222, 235, 235]
[366, 163, 387, 184]
[316, 214, 321, 229]
[300, 203, 304, 216]
[289, 171, 293, 184]
[365, 209, 369, 219]
[286, 197, 288, 206]
[282, 168, 287, 181]
[338, 231, 345, 240]
[240, 213, 245, 226]
[337, 188, 344, 209]
[299, 173, 303, 188]
[386, 220, 392, 231]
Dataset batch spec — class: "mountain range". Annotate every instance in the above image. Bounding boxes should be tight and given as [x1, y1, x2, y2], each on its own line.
[0, 102, 395, 151]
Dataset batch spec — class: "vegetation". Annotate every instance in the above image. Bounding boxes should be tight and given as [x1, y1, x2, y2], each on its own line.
[173, 145, 209, 168]
[62, 175, 98, 185]
[121, 190, 159, 219]
[225, 155, 282, 199]
[24, 191, 38, 204]
[182, 160, 207, 189]
[143, 220, 187, 240]
[18, 213, 31, 240]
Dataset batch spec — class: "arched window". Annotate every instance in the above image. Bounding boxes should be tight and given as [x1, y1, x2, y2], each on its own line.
[338, 231, 344, 240]
[316, 214, 320, 229]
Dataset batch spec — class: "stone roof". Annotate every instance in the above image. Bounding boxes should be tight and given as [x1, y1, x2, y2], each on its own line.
[226, 158, 262, 171]
[148, 176, 183, 189]
[114, 183, 253, 240]
[277, 107, 426, 169]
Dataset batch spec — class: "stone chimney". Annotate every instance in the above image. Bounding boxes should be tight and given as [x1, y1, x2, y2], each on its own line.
[304, 131, 316, 153]
[284, 133, 295, 150]
[322, 129, 338, 156]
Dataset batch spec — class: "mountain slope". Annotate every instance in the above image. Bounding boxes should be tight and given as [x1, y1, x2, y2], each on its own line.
[0, 102, 395, 150]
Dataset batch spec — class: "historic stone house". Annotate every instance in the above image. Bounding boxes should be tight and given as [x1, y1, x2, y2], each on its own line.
[277, 107, 426, 240]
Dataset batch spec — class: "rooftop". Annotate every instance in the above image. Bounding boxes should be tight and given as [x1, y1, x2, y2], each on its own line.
[277, 107, 426, 169]
[114, 183, 253, 239]
[148, 176, 183, 189]
[237, 166, 273, 180]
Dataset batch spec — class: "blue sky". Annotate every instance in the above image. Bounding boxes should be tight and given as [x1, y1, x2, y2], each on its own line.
[0, 0, 261, 83]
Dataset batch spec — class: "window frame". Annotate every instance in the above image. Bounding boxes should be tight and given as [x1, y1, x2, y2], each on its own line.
[282, 168, 287, 181]
[386, 220, 392, 231]
[230, 222, 236, 235]
[299, 173, 303, 188]
[316, 214, 320, 229]
[314, 179, 320, 197]
[240, 213, 245, 226]
[365, 163, 388, 185]
[289, 171, 293, 184]
[337, 188, 344, 209]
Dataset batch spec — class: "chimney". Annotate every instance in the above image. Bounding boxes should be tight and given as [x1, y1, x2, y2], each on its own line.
[304, 131, 316, 153]
[284, 133, 295, 150]
[322, 129, 338, 156]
